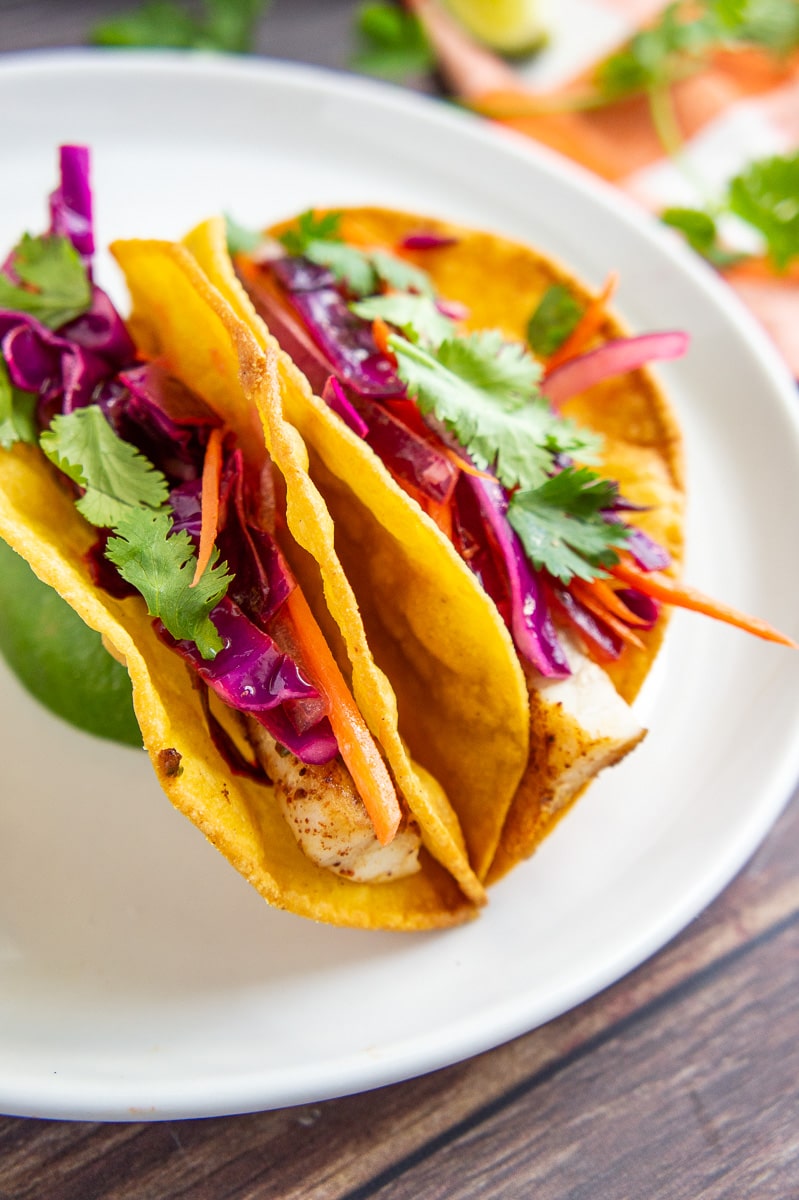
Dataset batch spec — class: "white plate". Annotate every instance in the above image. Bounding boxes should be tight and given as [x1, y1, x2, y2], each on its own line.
[1, 51, 798, 1123]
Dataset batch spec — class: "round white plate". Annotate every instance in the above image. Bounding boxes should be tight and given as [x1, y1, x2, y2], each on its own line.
[1, 51, 798, 1123]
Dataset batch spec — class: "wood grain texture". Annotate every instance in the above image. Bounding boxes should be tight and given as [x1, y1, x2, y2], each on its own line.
[0, 4, 797, 1197]
[2, 795, 797, 1200]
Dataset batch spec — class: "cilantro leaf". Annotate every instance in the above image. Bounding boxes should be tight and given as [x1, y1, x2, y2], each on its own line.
[278, 212, 436, 299]
[351, 2, 435, 80]
[351, 292, 455, 347]
[0, 234, 91, 330]
[278, 210, 343, 257]
[507, 469, 630, 583]
[89, 0, 269, 52]
[389, 331, 598, 491]
[0, 359, 38, 450]
[595, 6, 717, 100]
[303, 240, 378, 297]
[105, 508, 230, 659]
[40, 407, 170, 527]
[526, 285, 584, 356]
[728, 151, 799, 270]
[710, 0, 799, 54]
[370, 250, 435, 297]
[660, 206, 747, 268]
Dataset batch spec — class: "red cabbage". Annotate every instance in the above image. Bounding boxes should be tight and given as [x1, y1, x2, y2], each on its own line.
[542, 331, 690, 408]
[623, 524, 672, 572]
[322, 376, 368, 438]
[0, 312, 112, 416]
[48, 145, 94, 263]
[461, 475, 570, 677]
[398, 232, 458, 251]
[614, 587, 660, 628]
[101, 364, 216, 482]
[272, 256, 404, 398]
[157, 597, 337, 764]
[357, 392, 458, 504]
[545, 579, 624, 662]
[59, 287, 136, 363]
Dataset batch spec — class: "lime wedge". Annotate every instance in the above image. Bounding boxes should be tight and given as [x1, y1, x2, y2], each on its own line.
[444, 0, 548, 55]
[0, 538, 141, 747]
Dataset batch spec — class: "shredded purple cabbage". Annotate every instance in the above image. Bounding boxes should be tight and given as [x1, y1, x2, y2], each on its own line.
[322, 376, 368, 438]
[547, 580, 624, 661]
[60, 287, 136, 363]
[157, 598, 338, 764]
[623, 525, 672, 572]
[272, 256, 404, 398]
[48, 145, 94, 263]
[461, 475, 570, 677]
[398, 232, 458, 251]
[0, 312, 113, 418]
[614, 588, 660, 628]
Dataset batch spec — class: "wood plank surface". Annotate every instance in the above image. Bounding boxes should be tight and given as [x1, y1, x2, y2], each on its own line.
[1, 4, 798, 1198]
[1, 793, 796, 1200]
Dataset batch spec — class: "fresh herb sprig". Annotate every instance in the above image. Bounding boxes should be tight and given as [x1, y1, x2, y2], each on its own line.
[595, 0, 799, 106]
[276, 221, 630, 585]
[278, 210, 434, 297]
[0, 234, 92, 330]
[0, 360, 37, 451]
[40, 408, 230, 658]
[89, 0, 269, 52]
[526, 285, 584, 357]
[351, 2, 435, 80]
[662, 150, 799, 272]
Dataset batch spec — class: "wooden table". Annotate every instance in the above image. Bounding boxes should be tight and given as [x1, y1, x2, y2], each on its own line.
[1, 4, 798, 1196]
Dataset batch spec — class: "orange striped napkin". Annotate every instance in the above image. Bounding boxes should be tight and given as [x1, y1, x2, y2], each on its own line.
[409, 0, 799, 374]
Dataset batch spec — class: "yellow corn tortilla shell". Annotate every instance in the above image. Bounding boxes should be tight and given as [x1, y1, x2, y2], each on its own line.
[181, 216, 533, 883]
[196, 207, 684, 886]
[110, 235, 493, 913]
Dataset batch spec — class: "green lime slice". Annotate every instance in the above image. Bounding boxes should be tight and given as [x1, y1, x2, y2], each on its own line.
[0, 538, 141, 748]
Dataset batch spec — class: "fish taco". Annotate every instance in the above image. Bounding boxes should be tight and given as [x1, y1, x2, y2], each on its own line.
[184, 202, 793, 885]
[0, 148, 527, 930]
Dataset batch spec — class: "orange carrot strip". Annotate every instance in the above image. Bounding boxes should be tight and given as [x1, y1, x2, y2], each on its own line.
[610, 559, 798, 648]
[569, 577, 646, 649]
[283, 586, 403, 845]
[371, 317, 398, 365]
[191, 426, 224, 588]
[545, 271, 618, 372]
[577, 575, 652, 627]
[439, 444, 496, 482]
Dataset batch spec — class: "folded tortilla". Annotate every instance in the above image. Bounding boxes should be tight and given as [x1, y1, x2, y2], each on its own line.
[180, 207, 685, 884]
[1, 233, 507, 930]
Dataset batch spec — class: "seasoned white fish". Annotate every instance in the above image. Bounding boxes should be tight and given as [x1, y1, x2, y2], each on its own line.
[529, 633, 645, 813]
[245, 718, 422, 883]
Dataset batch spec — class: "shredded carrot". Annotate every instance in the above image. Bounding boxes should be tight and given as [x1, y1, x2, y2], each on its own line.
[545, 271, 618, 372]
[191, 426, 224, 588]
[439, 443, 495, 482]
[569, 576, 646, 649]
[371, 317, 398, 365]
[576, 575, 652, 627]
[283, 586, 403, 845]
[610, 558, 798, 648]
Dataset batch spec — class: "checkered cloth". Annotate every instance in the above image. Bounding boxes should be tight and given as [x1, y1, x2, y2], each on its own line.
[415, 0, 799, 374]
